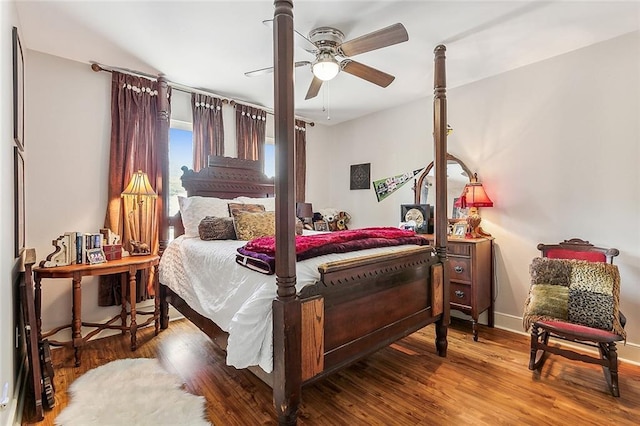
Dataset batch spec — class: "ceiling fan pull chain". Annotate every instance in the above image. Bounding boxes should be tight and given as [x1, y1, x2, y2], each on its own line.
[325, 82, 331, 121]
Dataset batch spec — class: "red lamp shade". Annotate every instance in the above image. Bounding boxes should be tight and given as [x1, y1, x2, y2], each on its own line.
[455, 182, 493, 208]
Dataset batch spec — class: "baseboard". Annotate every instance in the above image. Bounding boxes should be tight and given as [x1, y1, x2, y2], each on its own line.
[7, 356, 27, 426]
[494, 311, 640, 366]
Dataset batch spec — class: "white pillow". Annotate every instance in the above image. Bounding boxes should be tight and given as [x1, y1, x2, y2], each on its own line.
[235, 196, 276, 212]
[178, 196, 233, 237]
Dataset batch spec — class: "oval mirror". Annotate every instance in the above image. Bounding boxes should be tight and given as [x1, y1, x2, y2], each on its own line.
[414, 153, 473, 220]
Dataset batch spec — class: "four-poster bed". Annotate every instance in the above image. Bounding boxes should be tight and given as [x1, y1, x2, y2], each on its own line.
[158, 2, 450, 424]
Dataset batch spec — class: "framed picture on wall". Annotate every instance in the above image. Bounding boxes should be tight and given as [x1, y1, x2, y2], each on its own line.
[14, 147, 25, 257]
[350, 163, 371, 190]
[13, 26, 24, 151]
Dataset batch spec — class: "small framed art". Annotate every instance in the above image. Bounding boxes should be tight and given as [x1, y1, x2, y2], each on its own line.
[87, 248, 107, 265]
[313, 221, 329, 232]
[452, 221, 468, 238]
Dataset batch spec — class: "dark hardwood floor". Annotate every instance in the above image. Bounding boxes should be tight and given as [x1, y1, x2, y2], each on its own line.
[23, 318, 640, 425]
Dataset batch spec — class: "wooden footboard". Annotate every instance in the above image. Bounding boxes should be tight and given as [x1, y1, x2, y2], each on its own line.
[298, 246, 446, 384]
[160, 246, 448, 388]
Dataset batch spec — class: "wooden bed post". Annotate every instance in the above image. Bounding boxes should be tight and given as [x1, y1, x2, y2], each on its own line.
[272, 1, 302, 425]
[433, 45, 450, 355]
[156, 76, 170, 255]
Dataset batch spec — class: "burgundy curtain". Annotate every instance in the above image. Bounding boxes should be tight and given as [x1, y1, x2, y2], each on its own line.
[192, 93, 224, 171]
[99, 71, 171, 306]
[295, 120, 307, 202]
[236, 104, 266, 166]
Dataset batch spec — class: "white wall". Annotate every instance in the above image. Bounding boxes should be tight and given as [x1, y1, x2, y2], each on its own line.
[307, 32, 640, 363]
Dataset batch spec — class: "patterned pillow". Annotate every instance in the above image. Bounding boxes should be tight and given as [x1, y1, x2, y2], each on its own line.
[227, 202, 265, 216]
[235, 196, 276, 211]
[232, 211, 276, 241]
[178, 196, 233, 237]
[523, 257, 625, 338]
[198, 216, 236, 240]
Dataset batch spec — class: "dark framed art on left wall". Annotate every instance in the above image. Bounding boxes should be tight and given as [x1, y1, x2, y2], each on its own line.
[15, 147, 25, 257]
[13, 26, 24, 151]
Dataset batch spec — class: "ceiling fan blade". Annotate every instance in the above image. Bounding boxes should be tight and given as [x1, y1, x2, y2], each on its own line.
[305, 76, 323, 100]
[339, 23, 408, 57]
[245, 66, 275, 77]
[262, 19, 317, 53]
[341, 60, 395, 88]
[245, 61, 310, 77]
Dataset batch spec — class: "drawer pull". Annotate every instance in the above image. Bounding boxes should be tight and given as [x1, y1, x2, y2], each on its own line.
[455, 290, 465, 299]
[454, 265, 464, 274]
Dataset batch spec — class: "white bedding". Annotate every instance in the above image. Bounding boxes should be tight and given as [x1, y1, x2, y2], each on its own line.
[159, 234, 426, 373]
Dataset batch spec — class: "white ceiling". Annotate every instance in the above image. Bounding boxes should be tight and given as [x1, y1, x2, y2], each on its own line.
[15, 0, 640, 125]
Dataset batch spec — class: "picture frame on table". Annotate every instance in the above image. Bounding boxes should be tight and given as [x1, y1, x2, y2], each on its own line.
[452, 221, 468, 238]
[87, 248, 107, 265]
[313, 221, 329, 232]
[13, 26, 24, 151]
[400, 204, 430, 234]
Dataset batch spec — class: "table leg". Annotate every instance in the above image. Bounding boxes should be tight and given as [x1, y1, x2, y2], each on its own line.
[34, 275, 43, 342]
[153, 264, 160, 335]
[120, 272, 127, 335]
[72, 273, 82, 366]
[129, 267, 138, 351]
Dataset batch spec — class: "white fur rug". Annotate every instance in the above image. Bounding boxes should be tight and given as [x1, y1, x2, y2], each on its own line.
[55, 358, 210, 426]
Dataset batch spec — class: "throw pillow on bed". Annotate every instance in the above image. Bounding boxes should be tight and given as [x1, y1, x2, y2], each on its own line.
[227, 202, 266, 216]
[178, 196, 234, 238]
[198, 216, 237, 240]
[232, 210, 276, 240]
[235, 196, 276, 211]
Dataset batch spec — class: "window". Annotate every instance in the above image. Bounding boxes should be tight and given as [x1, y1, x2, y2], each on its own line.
[169, 122, 193, 216]
[264, 137, 275, 178]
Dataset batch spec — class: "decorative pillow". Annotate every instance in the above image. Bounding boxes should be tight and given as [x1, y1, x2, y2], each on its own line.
[295, 218, 303, 236]
[232, 211, 276, 241]
[198, 216, 236, 240]
[227, 202, 265, 216]
[523, 257, 625, 338]
[235, 196, 276, 212]
[178, 196, 232, 237]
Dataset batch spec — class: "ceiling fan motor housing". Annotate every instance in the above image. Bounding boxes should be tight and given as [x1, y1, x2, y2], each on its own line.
[308, 27, 345, 53]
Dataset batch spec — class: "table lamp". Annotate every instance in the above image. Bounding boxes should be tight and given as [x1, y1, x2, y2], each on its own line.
[121, 170, 157, 253]
[455, 175, 493, 238]
[296, 202, 314, 228]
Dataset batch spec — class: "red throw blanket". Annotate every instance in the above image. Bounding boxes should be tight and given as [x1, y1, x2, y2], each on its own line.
[236, 227, 428, 274]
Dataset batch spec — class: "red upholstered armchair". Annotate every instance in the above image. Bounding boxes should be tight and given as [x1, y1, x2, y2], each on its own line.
[525, 238, 626, 397]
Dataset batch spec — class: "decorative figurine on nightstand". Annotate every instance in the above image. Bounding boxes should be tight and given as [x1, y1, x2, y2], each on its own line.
[129, 239, 150, 255]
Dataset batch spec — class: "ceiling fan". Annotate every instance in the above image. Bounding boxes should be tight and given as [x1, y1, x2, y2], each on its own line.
[245, 21, 409, 100]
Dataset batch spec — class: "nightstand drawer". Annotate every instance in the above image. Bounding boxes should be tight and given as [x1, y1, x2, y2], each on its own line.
[450, 282, 471, 307]
[449, 257, 472, 282]
[448, 243, 471, 257]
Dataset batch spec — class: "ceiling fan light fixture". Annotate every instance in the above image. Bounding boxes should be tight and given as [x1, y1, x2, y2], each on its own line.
[312, 52, 340, 81]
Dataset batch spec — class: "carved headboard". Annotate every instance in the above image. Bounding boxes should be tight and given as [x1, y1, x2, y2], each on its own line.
[169, 156, 275, 236]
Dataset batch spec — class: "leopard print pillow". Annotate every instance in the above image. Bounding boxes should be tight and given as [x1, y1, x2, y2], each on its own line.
[198, 216, 236, 240]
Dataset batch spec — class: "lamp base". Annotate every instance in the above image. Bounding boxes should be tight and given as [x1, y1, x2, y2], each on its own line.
[466, 210, 492, 239]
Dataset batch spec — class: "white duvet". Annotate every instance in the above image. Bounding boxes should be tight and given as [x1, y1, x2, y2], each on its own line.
[159, 234, 425, 373]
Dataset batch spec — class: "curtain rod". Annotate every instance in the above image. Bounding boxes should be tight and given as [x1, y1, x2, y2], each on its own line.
[90, 62, 314, 126]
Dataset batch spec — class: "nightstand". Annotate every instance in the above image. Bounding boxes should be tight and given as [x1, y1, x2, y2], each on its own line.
[33, 254, 160, 366]
[423, 235, 494, 340]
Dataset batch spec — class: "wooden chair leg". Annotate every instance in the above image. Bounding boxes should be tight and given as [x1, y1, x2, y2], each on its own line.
[599, 342, 620, 397]
[529, 325, 549, 371]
